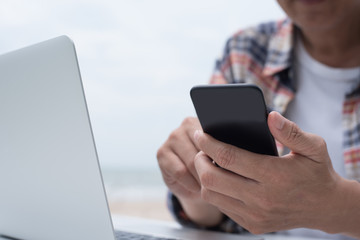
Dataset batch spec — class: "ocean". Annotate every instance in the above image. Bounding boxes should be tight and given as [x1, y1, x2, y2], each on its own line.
[101, 167, 168, 202]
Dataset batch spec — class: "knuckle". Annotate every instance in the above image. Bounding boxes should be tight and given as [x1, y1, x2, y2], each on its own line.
[168, 129, 181, 143]
[156, 146, 166, 161]
[161, 171, 176, 186]
[316, 136, 327, 150]
[194, 151, 204, 162]
[182, 117, 196, 126]
[306, 134, 328, 157]
[286, 122, 302, 143]
[172, 165, 187, 181]
[314, 136, 328, 156]
[199, 171, 215, 188]
[194, 151, 205, 166]
[215, 145, 236, 169]
[156, 148, 170, 172]
[200, 187, 211, 202]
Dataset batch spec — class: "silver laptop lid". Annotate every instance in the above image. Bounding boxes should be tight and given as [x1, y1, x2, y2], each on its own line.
[0, 36, 115, 240]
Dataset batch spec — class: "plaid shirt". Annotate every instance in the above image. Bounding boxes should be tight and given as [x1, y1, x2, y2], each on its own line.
[168, 18, 360, 233]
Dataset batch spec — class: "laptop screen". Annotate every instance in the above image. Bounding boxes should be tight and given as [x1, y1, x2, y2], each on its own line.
[0, 36, 115, 240]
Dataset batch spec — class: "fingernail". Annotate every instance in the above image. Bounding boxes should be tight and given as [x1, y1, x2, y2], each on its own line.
[194, 130, 202, 142]
[274, 112, 285, 130]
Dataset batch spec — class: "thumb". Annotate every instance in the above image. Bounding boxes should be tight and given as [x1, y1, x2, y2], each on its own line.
[268, 111, 328, 162]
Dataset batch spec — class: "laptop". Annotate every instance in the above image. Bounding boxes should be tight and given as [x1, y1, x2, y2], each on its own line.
[0, 36, 261, 240]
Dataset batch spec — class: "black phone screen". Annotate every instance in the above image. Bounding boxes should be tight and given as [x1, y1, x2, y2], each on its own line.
[190, 84, 278, 156]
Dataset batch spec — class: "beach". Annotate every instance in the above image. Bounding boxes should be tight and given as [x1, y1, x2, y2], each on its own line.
[109, 199, 173, 221]
[103, 167, 174, 221]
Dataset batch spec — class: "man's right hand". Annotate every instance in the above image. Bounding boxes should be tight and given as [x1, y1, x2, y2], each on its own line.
[157, 117, 223, 226]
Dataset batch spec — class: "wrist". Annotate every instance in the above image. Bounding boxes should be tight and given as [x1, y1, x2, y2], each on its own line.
[178, 196, 224, 227]
[319, 177, 360, 238]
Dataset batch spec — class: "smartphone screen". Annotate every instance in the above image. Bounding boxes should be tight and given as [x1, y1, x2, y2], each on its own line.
[190, 84, 278, 156]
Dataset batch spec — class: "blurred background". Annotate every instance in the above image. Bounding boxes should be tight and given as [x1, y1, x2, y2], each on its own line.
[0, 0, 285, 221]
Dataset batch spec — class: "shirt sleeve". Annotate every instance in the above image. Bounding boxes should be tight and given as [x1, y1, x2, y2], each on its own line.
[167, 191, 248, 233]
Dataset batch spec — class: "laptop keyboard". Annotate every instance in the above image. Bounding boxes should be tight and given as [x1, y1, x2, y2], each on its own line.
[114, 230, 180, 240]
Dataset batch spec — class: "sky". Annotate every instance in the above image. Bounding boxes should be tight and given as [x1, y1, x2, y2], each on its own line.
[0, 0, 285, 171]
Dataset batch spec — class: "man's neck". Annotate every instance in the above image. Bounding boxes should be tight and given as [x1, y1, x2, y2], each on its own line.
[299, 13, 360, 68]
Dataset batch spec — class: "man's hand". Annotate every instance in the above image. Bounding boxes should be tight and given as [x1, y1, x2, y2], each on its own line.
[157, 117, 223, 226]
[157, 117, 202, 199]
[193, 111, 350, 234]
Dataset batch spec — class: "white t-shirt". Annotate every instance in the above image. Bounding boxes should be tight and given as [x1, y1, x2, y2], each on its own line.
[280, 39, 360, 239]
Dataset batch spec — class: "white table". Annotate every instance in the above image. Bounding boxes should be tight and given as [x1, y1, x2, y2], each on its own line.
[112, 215, 329, 240]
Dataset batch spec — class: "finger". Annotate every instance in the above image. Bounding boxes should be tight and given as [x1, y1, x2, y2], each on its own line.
[194, 151, 260, 203]
[158, 149, 200, 192]
[180, 117, 202, 151]
[267, 111, 329, 161]
[184, 118, 202, 150]
[199, 186, 247, 219]
[221, 207, 289, 234]
[170, 134, 201, 183]
[166, 182, 201, 200]
[194, 130, 273, 181]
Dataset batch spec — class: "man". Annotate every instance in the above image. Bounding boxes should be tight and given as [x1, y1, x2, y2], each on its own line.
[157, 0, 360, 239]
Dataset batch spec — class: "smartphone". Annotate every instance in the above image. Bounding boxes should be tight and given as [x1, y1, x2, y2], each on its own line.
[190, 84, 278, 156]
